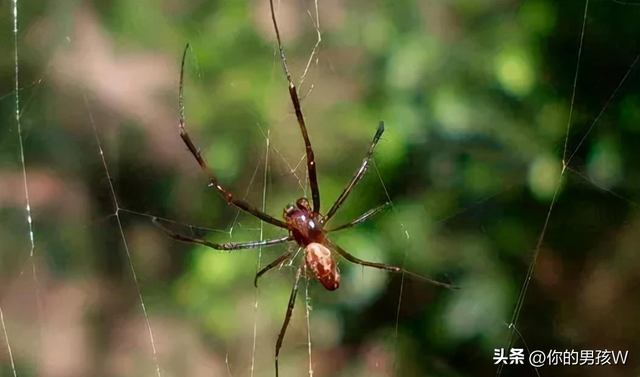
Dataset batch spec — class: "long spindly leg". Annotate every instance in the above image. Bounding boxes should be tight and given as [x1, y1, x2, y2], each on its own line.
[325, 202, 391, 233]
[254, 248, 297, 287]
[154, 217, 291, 251]
[324, 238, 457, 289]
[275, 260, 304, 377]
[177, 45, 288, 229]
[323, 121, 385, 224]
[268, 0, 321, 213]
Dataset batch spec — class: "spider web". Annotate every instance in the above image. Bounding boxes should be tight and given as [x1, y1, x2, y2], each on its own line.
[2, 1, 38, 376]
[497, 1, 638, 375]
[2, 1, 640, 376]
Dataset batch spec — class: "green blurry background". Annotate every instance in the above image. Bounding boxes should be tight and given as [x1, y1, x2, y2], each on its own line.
[1, 0, 639, 376]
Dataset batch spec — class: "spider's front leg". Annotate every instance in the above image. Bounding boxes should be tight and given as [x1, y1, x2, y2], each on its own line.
[325, 202, 391, 233]
[176, 44, 287, 229]
[153, 217, 291, 251]
[323, 121, 385, 225]
[269, 0, 321, 213]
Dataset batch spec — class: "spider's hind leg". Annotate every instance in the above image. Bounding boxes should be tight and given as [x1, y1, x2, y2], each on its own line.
[324, 238, 457, 290]
[255, 248, 296, 287]
[275, 260, 304, 377]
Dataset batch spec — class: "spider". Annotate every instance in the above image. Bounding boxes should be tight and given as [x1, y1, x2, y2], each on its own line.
[155, 1, 455, 375]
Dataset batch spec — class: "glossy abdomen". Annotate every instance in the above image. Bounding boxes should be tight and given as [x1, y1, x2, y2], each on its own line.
[305, 243, 340, 291]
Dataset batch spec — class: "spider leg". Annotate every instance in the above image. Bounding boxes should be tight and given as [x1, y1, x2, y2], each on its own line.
[153, 217, 291, 251]
[268, 0, 321, 213]
[323, 121, 385, 224]
[254, 248, 296, 287]
[275, 260, 304, 377]
[177, 44, 288, 229]
[325, 202, 391, 233]
[324, 238, 457, 289]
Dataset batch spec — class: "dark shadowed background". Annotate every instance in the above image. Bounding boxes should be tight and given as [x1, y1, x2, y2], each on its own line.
[1, 0, 639, 376]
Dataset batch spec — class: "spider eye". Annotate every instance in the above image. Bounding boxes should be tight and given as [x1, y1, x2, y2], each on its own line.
[296, 197, 311, 212]
[283, 204, 296, 218]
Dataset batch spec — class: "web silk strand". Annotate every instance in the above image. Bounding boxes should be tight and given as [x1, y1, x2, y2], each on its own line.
[497, 1, 589, 375]
[12, 0, 46, 352]
[371, 159, 409, 377]
[561, 0, 590, 169]
[0, 305, 18, 377]
[85, 93, 162, 377]
[497, 1, 638, 375]
[251, 131, 271, 377]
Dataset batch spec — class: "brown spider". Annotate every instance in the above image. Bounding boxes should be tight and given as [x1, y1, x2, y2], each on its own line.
[155, 1, 455, 375]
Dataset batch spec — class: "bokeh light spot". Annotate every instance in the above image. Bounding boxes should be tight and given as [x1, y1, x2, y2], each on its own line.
[495, 49, 535, 97]
[528, 154, 561, 200]
[433, 87, 471, 135]
[587, 136, 622, 189]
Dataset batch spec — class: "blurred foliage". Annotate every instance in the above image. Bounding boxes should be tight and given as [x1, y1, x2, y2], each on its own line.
[1, 0, 639, 376]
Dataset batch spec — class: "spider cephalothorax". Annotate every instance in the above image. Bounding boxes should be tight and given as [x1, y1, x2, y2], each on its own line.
[283, 197, 324, 246]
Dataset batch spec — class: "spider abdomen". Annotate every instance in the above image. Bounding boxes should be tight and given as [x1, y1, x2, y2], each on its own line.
[305, 243, 340, 291]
